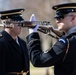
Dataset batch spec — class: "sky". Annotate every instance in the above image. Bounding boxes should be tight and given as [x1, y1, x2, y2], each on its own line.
[0, 0, 11, 10]
[0, 0, 27, 11]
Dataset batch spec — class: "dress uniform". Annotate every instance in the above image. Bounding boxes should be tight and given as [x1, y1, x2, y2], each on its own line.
[0, 9, 29, 75]
[26, 3, 76, 75]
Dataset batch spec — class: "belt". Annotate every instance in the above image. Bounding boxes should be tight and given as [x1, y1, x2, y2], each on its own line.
[8, 70, 29, 75]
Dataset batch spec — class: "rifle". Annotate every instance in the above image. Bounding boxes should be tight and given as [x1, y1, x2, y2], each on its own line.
[0, 20, 64, 39]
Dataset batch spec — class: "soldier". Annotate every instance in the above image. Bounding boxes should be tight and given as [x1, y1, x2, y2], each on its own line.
[26, 3, 76, 75]
[0, 9, 29, 75]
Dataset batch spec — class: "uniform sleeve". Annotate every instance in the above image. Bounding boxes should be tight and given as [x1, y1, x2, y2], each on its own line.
[26, 32, 68, 67]
[0, 42, 6, 75]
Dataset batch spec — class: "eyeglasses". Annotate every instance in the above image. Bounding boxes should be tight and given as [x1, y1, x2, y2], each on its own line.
[55, 15, 74, 21]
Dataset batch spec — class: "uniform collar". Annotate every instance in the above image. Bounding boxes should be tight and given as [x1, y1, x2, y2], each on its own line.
[66, 26, 76, 36]
[1, 30, 14, 41]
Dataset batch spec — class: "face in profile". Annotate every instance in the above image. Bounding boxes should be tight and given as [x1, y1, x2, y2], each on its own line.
[10, 21, 22, 36]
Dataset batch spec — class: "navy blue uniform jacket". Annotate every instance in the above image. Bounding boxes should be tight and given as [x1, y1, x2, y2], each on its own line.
[26, 27, 76, 75]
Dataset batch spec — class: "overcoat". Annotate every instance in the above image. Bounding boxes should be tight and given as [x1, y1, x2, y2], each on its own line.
[0, 30, 29, 75]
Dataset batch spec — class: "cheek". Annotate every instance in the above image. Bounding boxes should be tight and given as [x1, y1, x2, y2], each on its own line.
[14, 27, 21, 33]
[63, 17, 72, 25]
[17, 27, 22, 34]
[58, 23, 64, 29]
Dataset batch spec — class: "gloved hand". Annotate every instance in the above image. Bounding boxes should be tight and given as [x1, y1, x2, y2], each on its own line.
[29, 25, 39, 34]
[29, 14, 39, 34]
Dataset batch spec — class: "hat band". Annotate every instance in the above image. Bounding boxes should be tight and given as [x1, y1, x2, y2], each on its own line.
[57, 6, 76, 10]
[0, 10, 24, 16]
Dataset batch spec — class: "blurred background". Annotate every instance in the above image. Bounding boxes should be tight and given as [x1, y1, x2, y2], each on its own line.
[0, 0, 76, 75]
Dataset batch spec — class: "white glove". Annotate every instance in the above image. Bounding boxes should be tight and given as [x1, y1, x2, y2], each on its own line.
[29, 14, 39, 34]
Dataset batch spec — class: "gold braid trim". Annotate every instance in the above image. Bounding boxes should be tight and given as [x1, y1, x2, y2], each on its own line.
[8, 70, 29, 75]
[27, 39, 40, 46]
[1, 10, 24, 16]
[57, 7, 76, 10]
[62, 39, 69, 62]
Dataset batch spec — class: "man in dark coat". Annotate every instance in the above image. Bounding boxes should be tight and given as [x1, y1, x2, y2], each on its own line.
[26, 3, 76, 75]
[0, 9, 29, 75]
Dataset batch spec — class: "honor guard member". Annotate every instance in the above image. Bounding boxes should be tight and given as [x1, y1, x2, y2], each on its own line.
[26, 3, 76, 75]
[0, 9, 29, 75]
